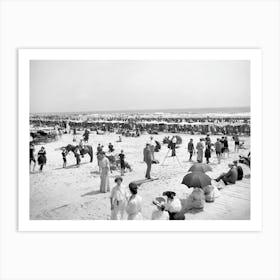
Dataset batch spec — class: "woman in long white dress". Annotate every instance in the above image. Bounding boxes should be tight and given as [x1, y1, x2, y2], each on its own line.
[110, 176, 129, 220]
[99, 152, 110, 193]
[126, 183, 143, 220]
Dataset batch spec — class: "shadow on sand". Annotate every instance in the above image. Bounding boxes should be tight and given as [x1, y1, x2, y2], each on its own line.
[179, 198, 204, 215]
[90, 170, 100, 175]
[54, 162, 88, 170]
[81, 190, 100, 197]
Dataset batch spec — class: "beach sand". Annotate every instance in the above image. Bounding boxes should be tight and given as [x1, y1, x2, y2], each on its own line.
[30, 132, 250, 220]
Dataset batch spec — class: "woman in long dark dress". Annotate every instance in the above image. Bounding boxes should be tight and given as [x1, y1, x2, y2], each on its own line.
[37, 146, 47, 172]
[205, 143, 211, 164]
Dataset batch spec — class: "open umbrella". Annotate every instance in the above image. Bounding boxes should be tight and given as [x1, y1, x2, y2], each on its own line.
[182, 172, 211, 188]
[175, 135, 182, 144]
[188, 163, 212, 173]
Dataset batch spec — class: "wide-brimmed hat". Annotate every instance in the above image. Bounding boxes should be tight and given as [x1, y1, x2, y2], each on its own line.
[129, 182, 138, 191]
[114, 176, 123, 183]
[162, 191, 176, 199]
[152, 197, 166, 209]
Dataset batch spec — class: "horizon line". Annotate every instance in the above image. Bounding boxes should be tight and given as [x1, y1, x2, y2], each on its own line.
[30, 106, 250, 115]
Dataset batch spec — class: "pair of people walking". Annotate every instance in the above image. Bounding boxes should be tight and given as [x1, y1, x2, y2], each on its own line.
[110, 177, 142, 220]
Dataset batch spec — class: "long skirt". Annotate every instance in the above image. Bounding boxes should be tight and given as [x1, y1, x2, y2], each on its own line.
[127, 212, 143, 220]
[197, 150, 203, 162]
[100, 170, 110, 193]
[111, 206, 126, 220]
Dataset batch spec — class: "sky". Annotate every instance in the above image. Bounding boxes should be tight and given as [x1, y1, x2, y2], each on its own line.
[30, 60, 250, 113]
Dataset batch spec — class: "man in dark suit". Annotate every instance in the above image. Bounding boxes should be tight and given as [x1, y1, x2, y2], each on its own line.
[215, 163, 238, 185]
[233, 160, 244, 180]
[143, 143, 152, 179]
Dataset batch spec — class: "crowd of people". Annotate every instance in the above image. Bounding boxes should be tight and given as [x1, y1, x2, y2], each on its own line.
[29, 128, 249, 220]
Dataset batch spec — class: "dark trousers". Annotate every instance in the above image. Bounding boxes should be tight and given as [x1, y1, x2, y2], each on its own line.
[168, 211, 185, 220]
[76, 155, 81, 165]
[215, 173, 231, 185]
[189, 151, 193, 160]
[145, 161, 152, 179]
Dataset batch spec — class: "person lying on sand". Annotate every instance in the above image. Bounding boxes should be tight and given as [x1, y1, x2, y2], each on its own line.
[239, 152, 250, 168]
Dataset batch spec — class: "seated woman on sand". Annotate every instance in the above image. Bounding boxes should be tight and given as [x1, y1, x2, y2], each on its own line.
[126, 183, 143, 220]
[162, 191, 185, 220]
[151, 197, 169, 220]
[203, 185, 215, 203]
[183, 188, 205, 211]
[110, 176, 129, 220]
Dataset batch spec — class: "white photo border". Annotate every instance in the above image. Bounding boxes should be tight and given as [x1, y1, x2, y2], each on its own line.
[18, 48, 262, 232]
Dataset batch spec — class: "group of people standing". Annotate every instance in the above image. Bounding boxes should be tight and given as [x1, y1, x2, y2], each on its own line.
[187, 135, 233, 164]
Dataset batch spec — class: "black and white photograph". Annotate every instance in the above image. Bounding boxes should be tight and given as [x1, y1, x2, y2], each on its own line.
[18, 49, 261, 229]
[1, 1, 280, 280]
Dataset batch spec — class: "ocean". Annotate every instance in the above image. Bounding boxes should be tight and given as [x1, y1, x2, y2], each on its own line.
[31, 107, 250, 116]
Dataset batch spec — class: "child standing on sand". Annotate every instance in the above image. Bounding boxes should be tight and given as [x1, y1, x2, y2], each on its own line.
[62, 148, 67, 168]
[119, 150, 125, 176]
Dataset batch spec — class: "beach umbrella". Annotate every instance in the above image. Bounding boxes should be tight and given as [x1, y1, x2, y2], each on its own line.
[188, 163, 212, 173]
[175, 135, 182, 144]
[181, 172, 211, 188]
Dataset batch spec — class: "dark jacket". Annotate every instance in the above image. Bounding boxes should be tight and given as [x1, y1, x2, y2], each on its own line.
[237, 166, 243, 180]
[143, 147, 152, 163]
[225, 167, 238, 184]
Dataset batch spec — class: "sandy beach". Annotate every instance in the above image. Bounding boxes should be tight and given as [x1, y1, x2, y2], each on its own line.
[30, 132, 250, 220]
